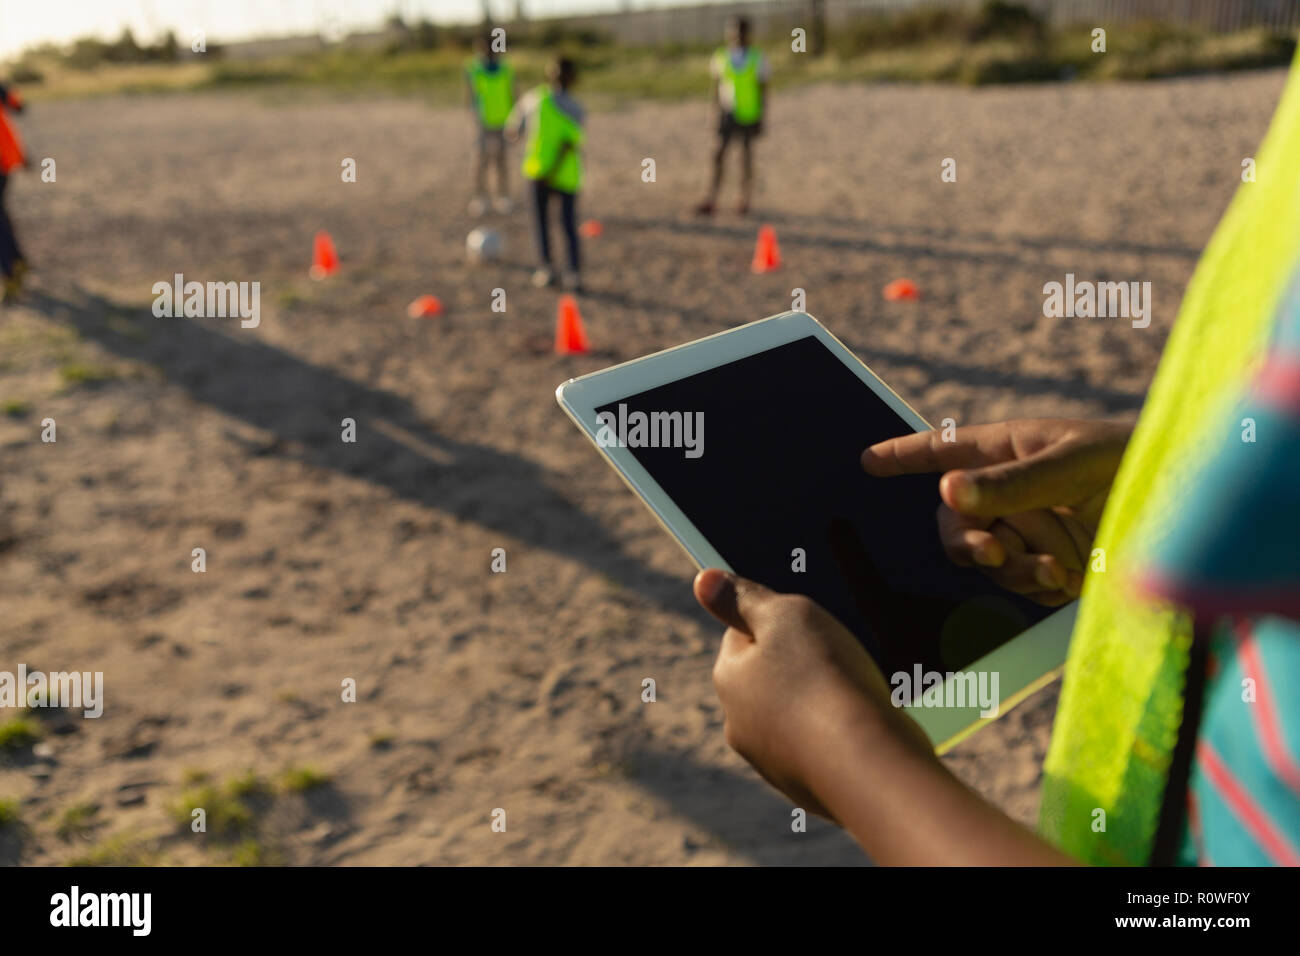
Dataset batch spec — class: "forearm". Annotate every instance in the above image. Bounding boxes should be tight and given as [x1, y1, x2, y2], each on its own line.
[807, 702, 1077, 865]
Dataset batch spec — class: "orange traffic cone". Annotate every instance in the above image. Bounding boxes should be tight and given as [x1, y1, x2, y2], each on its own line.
[579, 220, 603, 238]
[407, 294, 442, 319]
[883, 278, 920, 301]
[310, 231, 339, 279]
[751, 224, 781, 273]
[554, 295, 590, 355]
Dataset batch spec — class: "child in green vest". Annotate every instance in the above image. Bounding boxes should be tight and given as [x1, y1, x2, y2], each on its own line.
[695, 16, 770, 217]
[507, 57, 585, 293]
[465, 33, 516, 216]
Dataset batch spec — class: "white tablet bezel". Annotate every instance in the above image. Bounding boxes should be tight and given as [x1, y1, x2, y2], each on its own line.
[556, 310, 1073, 752]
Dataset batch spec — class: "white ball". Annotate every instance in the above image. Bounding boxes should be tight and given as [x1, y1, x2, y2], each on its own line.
[466, 227, 503, 264]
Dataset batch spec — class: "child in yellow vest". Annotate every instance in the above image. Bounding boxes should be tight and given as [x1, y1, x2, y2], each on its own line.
[507, 57, 584, 293]
[695, 17, 770, 217]
[464, 33, 515, 216]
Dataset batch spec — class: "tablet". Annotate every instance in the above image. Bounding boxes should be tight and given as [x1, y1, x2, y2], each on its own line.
[556, 311, 1074, 752]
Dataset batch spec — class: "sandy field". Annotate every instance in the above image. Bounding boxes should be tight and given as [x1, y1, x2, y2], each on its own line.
[0, 68, 1286, 865]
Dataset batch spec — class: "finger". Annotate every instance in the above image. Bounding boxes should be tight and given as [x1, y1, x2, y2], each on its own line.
[935, 505, 1004, 568]
[1055, 507, 1099, 566]
[694, 569, 775, 634]
[939, 438, 1114, 517]
[992, 510, 1087, 572]
[1020, 589, 1075, 608]
[862, 423, 1026, 477]
[979, 551, 1068, 595]
[988, 520, 1027, 555]
[1065, 570, 1085, 599]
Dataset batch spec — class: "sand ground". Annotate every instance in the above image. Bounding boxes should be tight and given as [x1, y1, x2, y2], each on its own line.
[0, 68, 1286, 864]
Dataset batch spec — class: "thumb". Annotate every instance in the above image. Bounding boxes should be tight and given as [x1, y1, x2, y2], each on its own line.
[693, 569, 775, 634]
[940, 441, 1086, 517]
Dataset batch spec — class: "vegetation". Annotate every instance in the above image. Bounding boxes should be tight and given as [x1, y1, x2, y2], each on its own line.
[0, 715, 41, 752]
[168, 775, 261, 837]
[279, 765, 330, 794]
[163, 767, 331, 865]
[65, 833, 161, 866]
[57, 361, 119, 388]
[4, 3, 1294, 103]
[0, 798, 20, 829]
[54, 802, 101, 841]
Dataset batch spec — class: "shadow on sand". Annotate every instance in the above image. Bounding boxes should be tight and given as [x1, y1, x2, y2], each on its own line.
[27, 286, 700, 617]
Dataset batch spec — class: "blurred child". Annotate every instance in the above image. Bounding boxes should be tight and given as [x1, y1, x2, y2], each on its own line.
[695, 17, 770, 217]
[0, 82, 27, 302]
[465, 33, 516, 216]
[507, 57, 584, 293]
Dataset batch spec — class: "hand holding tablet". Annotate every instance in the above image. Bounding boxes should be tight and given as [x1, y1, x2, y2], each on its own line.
[556, 311, 1078, 751]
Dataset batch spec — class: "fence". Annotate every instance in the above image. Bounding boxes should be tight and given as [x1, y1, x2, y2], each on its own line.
[551, 0, 1300, 46]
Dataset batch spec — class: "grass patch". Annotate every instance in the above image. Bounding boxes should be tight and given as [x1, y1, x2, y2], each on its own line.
[276, 286, 307, 309]
[54, 802, 100, 841]
[57, 361, 118, 388]
[0, 798, 20, 828]
[226, 770, 269, 799]
[65, 833, 161, 866]
[164, 766, 330, 864]
[169, 774, 264, 838]
[230, 838, 282, 866]
[279, 765, 330, 793]
[0, 716, 41, 752]
[1, 399, 30, 417]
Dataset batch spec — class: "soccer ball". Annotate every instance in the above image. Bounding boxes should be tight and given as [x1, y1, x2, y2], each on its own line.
[466, 227, 503, 264]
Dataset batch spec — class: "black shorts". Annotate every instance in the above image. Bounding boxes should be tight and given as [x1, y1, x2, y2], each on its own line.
[718, 113, 761, 144]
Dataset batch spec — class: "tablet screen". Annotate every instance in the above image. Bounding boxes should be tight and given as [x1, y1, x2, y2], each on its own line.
[596, 334, 1051, 683]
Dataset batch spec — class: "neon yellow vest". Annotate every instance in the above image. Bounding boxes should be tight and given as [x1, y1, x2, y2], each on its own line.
[521, 86, 583, 194]
[468, 58, 513, 130]
[1038, 50, 1300, 865]
[718, 47, 763, 125]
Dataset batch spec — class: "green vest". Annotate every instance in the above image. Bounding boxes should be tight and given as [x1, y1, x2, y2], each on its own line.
[521, 86, 583, 194]
[1038, 47, 1300, 865]
[718, 47, 763, 125]
[468, 58, 513, 130]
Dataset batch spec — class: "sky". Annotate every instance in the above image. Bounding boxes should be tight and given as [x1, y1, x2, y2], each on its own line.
[0, 0, 687, 61]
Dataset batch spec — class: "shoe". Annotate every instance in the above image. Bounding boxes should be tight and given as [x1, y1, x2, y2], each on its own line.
[493, 196, 514, 215]
[735, 199, 750, 216]
[563, 271, 585, 294]
[531, 267, 557, 288]
[693, 199, 716, 216]
[468, 196, 488, 217]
